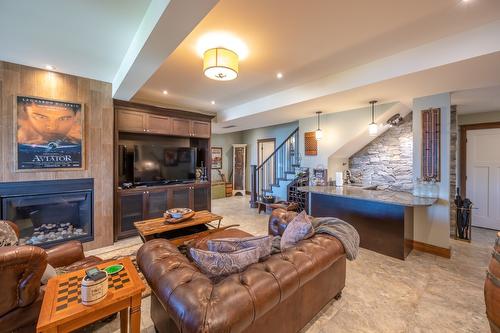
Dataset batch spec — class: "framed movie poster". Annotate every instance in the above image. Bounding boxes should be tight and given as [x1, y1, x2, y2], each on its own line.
[211, 147, 222, 169]
[14, 96, 85, 171]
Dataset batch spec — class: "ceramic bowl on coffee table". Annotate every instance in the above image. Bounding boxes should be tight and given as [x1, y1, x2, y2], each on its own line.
[164, 208, 193, 219]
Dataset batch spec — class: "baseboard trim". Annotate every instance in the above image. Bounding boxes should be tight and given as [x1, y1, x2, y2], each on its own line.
[412, 240, 451, 259]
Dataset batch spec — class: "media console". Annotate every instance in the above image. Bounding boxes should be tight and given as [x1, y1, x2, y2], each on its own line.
[113, 100, 214, 240]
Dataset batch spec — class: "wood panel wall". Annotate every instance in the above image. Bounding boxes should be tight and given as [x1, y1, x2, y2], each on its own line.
[0, 61, 114, 250]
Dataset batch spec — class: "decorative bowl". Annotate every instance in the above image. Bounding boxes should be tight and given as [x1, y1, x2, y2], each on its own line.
[165, 208, 193, 219]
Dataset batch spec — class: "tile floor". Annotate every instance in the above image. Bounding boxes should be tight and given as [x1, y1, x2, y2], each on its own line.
[87, 195, 496, 333]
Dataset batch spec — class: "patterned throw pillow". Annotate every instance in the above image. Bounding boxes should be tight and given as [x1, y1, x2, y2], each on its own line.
[0, 220, 18, 247]
[280, 210, 315, 250]
[207, 235, 273, 259]
[189, 246, 260, 278]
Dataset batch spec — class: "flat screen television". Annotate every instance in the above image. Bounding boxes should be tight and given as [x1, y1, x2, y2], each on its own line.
[119, 144, 197, 185]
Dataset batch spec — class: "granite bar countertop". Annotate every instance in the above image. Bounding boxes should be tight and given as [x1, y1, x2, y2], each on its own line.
[298, 185, 437, 207]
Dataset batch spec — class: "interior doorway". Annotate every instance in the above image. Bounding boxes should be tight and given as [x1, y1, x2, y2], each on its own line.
[461, 122, 500, 230]
[257, 138, 276, 188]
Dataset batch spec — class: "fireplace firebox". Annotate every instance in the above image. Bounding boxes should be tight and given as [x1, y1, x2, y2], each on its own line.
[0, 179, 93, 248]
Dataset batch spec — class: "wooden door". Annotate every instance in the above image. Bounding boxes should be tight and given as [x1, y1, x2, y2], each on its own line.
[147, 115, 171, 135]
[192, 121, 211, 138]
[117, 110, 146, 133]
[171, 118, 191, 137]
[145, 189, 168, 219]
[168, 185, 194, 209]
[466, 128, 500, 230]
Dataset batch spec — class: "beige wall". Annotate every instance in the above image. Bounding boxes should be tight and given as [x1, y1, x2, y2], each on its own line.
[458, 110, 500, 125]
[412, 93, 451, 250]
[0, 61, 114, 250]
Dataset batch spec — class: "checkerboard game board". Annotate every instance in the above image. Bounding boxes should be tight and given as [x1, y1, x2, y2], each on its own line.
[54, 266, 130, 312]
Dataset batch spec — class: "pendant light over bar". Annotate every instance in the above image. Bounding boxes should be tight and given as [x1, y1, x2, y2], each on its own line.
[315, 111, 323, 140]
[368, 100, 378, 137]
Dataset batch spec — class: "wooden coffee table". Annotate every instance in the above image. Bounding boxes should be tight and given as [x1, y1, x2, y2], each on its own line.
[134, 210, 227, 244]
[37, 257, 145, 333]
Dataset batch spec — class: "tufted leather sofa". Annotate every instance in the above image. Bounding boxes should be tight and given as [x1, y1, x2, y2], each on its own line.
[0, 220, 102, 333]
[138, 209, 346, 333]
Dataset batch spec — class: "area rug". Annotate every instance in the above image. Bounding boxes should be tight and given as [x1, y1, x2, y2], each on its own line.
[108, 251, 151, 298]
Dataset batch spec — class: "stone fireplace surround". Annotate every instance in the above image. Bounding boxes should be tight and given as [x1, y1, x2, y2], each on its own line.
[0, 178, 94, 248]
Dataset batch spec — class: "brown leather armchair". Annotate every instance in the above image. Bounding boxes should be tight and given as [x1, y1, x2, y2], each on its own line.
[0, 221, 102, 333]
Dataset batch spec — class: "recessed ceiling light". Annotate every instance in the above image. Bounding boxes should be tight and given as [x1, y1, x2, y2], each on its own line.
[45, 65, 55, 70]
[276, 72, 283, 79]
[162, 90, 168, 95]
[211, 100, 216, 105]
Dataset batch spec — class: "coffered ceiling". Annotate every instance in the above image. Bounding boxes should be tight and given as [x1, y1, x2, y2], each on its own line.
[2, 0, 500, 133]
[133, 0, 500, 118]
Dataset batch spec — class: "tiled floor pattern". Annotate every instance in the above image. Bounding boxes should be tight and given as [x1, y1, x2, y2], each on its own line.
[87, 195, 496, 333]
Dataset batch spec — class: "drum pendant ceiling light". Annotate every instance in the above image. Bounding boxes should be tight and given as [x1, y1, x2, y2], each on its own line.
[203, 47, 239, 81]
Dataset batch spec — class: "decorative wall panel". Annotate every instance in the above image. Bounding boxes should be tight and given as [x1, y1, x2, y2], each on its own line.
[0, 61, 113, 250]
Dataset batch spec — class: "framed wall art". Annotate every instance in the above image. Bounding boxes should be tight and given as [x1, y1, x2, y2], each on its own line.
[14, 96, 85, 171]
[421, 108, 441, 181]
[211, 147, 223, 169]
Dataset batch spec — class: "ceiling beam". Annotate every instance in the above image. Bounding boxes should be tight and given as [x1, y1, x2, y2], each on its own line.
[217, 20, 500, 124]
[112, 0, 219, 100]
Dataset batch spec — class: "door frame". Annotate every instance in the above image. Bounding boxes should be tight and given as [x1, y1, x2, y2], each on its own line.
[257, 138, 276, 166]
[459, 122, 500, 197]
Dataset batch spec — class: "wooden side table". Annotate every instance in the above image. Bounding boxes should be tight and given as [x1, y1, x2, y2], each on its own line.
[37, 257, 145, 333]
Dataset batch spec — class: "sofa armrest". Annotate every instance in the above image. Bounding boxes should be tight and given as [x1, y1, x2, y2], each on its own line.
[268, 208, 298, 236]
[0, 246, 47, 314]
[45, 240, 85, 268]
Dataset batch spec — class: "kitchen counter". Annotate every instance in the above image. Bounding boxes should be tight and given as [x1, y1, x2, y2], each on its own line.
[298, 185, 437, 207]
[299, 185, 437, 260]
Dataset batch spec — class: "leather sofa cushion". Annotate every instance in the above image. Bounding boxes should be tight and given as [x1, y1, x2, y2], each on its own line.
[207, 235, 273, 259]
[189, 246, 260, 278]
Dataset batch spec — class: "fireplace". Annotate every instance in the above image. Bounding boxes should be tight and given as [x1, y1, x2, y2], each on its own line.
[0, 179, 93, 248]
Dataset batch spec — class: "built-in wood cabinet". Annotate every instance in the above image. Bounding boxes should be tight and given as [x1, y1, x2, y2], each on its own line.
[115, 183, 211, 240]
[117, 109, 210, 138]
[171, 118, 191, 137]
[192, 120, 210, 138]
[114, 100, 213, 241]
[117, 110, 147, 133]
[147, 114, 171, 135]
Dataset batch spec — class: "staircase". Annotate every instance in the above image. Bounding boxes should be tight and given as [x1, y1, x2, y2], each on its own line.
[250, 127, 300, 207]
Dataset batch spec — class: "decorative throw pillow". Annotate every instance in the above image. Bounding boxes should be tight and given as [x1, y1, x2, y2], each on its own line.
[189, 246, 260, 277]
[280, 210, 315, 250]
[0, 220, 18, 247]
[207, 235, 273, 259]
